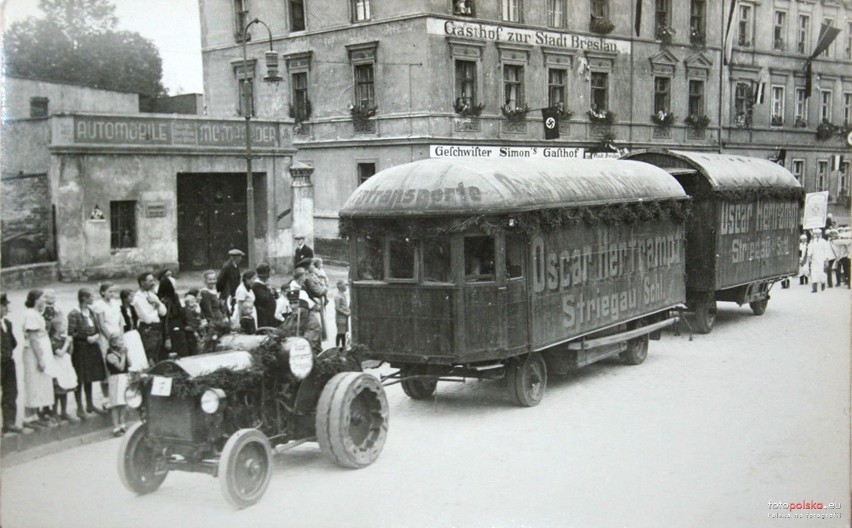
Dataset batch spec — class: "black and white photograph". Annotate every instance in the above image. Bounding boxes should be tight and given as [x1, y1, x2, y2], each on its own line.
[0, 0, 850, 526]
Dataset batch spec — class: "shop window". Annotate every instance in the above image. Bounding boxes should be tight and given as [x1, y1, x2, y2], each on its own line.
[774, 11, 787, 51]
[453, 0, 475, 16]
[289, 0, 305, 31]
[464, 236, 495, 282]
[771, 86, 785, 126]
[590, 71, 609, 111]
[357, 162, 376, 185]
[422, 238, 452, 283]
[502, 0, 522, 22]
[353, 0, 371, 21]
[506, 237, 525, 279]
[355, 236, 384, 280]
[653, 77, 671, 114]
[503, 65, 524, 110]
[234, 0, 249, 40]
[687, 79, 704, 117]
[797, 15, 810, 54]
[354, 63, 375, 111]
[29, 97, 49, 118]
[547, 0, 565, 28]
[455, 60, 477, 108]
[548, 69, 567, 109]
[737, 3, 753, 47]
[388, 238, 415, 280]
[291, 72, 310, 122]
[110, 201, 136, 249]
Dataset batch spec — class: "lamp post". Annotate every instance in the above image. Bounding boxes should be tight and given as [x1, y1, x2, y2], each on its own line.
[240, 18, 282, 268]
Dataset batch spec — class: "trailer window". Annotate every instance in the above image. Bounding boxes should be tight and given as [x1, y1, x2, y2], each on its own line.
[506, 237, 525, 279]
[355, 236, 384, 280]
[464, 236, 495, 282]
[422, 237, 452, 283]
[388, 237, 416, 280]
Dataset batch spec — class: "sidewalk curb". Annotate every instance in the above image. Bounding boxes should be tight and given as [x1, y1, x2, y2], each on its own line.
[1, 420, 122, 467]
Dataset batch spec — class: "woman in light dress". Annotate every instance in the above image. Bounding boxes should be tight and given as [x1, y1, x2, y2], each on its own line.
[119, 288, 149, 372]
[22, 289, 58, 426]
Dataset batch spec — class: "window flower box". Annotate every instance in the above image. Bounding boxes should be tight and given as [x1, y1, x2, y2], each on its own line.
[587, 108, 615, 125]
[690, 29, 706, 47]
[685, 114, 710, 130]
[288, 100, 312, 123]
[454, 98, 485, 117]
[500, 103, 530, 120]
[816, 120, 836, 141]
[651, 110, 676, 127]
[590, 16, 615, 35]
[656, 23, 676, 45]
[770, 115, 784, 127]
[794, 116, 808, 128]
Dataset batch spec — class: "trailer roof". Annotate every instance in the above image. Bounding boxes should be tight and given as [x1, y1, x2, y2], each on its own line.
[340, 158, 687, 218]
[624, 150, 801, 191]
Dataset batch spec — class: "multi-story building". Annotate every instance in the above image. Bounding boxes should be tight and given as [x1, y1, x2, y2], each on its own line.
[199, 0, 852, 253]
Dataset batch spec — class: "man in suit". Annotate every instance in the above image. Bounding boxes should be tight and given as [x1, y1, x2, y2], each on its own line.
[217, 248, 245, 314]
[1, 293, 26, 434]
[252, 263, 278, 329]
[293, 235, 313, 270]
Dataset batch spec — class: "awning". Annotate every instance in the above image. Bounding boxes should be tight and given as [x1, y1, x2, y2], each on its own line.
[340, 158, 687, 218]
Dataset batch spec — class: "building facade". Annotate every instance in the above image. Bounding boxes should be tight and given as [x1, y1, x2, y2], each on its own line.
[199, 0, 851, 251]
[1, 78, 299, 279]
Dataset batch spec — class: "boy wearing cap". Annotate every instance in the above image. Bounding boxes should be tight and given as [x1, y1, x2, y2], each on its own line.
[1, 293, 25, 434]
[217, 249, 244, 313]
[293, 235, 313, 270]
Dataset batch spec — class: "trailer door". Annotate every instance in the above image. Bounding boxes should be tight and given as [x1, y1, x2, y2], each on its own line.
[504, 236, 529, 354]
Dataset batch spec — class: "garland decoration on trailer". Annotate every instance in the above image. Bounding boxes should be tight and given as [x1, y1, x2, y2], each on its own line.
[339, 199, 692, 240]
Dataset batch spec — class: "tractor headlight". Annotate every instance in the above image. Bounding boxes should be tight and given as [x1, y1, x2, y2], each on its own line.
[287, 337, 314, 380]
[200, 388, 226, 414]
[125, 387, 143, 409]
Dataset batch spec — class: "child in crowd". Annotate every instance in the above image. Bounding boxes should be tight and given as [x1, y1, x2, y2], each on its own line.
[334, 280, 350, 348]
[105, 334, 129, 437]
[183, 290, 205, 355]
[239, 297, 257, 334]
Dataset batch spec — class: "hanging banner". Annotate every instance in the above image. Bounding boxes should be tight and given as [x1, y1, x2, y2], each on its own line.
[802, 191, 829, 230]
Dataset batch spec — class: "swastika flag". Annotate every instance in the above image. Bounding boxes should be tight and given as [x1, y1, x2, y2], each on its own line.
[542, 107, 560, 140]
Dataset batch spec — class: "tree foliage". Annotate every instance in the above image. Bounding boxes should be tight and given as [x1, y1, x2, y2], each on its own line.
[3, 0, 166, 96]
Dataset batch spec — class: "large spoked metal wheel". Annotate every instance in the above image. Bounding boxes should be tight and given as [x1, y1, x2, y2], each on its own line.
[506, 353, 547, 407]
[400, 371, 438, 400]
[693, 294, 717, 334]
[218, 429, 273, 509]
[620, 321, 649, 365]
[749, 298, 769, 316]
[117, 422, 169, 495]
[316, 372, 389, 469]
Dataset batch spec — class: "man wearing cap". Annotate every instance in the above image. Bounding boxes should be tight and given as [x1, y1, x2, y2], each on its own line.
[807, 228, 835, 293]
[252, 263, 278, 328]
[1, 293, 25, 434]
[293, 235, 313, 270]
[217, 249, 245, 314]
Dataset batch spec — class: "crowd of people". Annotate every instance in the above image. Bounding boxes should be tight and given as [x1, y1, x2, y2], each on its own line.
[0, 236, 351, 437]
[797, 217, 851, 292]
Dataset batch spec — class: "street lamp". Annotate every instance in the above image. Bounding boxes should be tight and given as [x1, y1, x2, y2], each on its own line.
[241, 18, 282, 268]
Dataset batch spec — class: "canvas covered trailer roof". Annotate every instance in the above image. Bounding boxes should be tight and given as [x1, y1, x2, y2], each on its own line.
[340, 158, 688, 218]
[623, 150, 801, 191]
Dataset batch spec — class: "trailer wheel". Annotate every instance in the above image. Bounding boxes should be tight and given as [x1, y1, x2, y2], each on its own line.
[218, 429, 273, 509]
[620, 322, 649, 365]
[749, 299, 769, 316]
[693, 295, 717, 334]
[506, 353, 547, 407]
[400, 372, 437, 400]
[316, 372, 389, 469]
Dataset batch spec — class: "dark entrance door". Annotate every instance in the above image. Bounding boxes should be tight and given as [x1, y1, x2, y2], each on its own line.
[177, 173, 248, 271]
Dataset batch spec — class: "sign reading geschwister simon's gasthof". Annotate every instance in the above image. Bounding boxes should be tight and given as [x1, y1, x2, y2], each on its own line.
[427, 18, 629, 53]
[431, 144, 584, 159]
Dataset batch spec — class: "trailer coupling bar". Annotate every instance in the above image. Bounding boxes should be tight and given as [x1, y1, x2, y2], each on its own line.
[566, 316, 679, 351]
[381, 372, 468, 387]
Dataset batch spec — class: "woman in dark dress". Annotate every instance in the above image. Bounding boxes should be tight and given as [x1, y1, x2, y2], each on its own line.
[158, 273, 188, 357]
[67, 288, 106, 418]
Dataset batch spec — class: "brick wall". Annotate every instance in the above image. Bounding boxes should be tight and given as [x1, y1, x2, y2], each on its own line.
[1, 173, 54, 267]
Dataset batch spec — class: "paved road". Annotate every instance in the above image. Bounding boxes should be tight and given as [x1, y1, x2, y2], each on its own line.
[1, 282, 849, 528]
